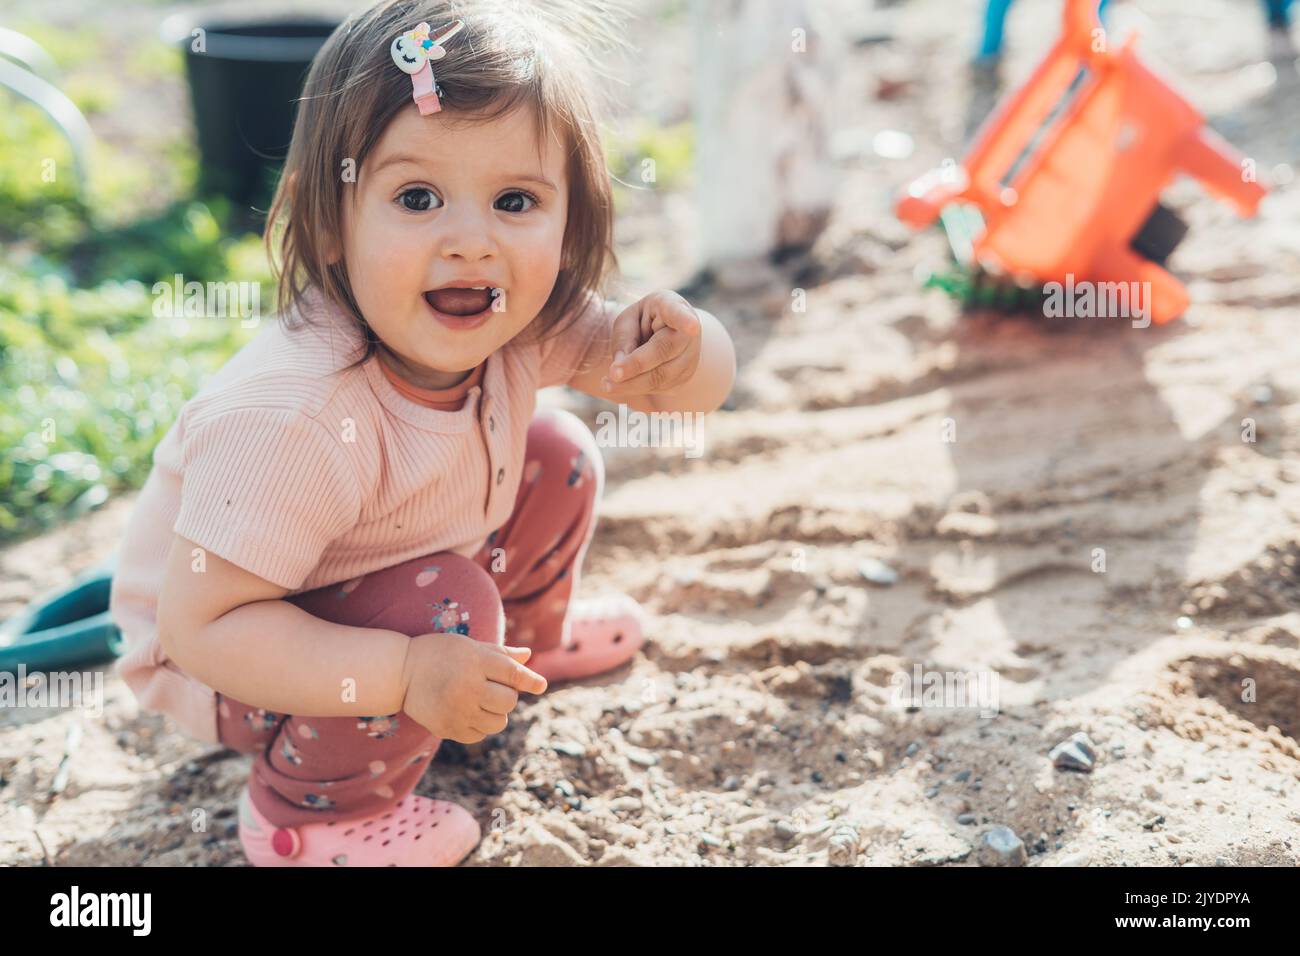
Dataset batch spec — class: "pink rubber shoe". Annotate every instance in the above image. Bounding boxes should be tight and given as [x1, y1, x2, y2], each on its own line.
[527, 594, 646, 684]
[237, 785, 480, 867]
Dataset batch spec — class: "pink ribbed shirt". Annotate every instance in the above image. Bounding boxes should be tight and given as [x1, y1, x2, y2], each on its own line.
[108, 287, 609, 743]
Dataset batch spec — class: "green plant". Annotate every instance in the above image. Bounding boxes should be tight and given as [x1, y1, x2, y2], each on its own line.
[0, 265, 258, 541]
[606, 120, 694, 192]
[0, 73, 269, 542]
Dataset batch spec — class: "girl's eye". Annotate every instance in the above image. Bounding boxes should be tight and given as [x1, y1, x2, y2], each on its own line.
[397, 187, 441, 212]
[494, 191, 538, 213]
[395, 188, 535, 213]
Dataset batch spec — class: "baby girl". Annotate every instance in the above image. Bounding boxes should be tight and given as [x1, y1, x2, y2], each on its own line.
[108, 0, 735, 866]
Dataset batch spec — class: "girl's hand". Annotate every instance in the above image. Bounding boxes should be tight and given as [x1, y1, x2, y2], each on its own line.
[400, 632, 546, 744]
[603, 291, 703, 400]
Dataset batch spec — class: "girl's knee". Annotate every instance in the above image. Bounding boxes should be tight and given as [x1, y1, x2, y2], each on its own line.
[525, 408, 604, 495]
[405, 553, 504, 646]
[345, 552, 504, 646]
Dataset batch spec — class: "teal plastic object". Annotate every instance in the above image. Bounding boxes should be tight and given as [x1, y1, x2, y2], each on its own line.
[0, 556, 123, 673]
[920, 201, 1048, 313]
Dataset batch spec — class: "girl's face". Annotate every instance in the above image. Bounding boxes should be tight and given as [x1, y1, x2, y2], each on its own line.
[341, 103, 569, 389]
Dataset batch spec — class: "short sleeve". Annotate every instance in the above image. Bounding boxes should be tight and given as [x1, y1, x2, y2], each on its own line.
[173, 407, 360, 590]
[536, 292, 612, 389]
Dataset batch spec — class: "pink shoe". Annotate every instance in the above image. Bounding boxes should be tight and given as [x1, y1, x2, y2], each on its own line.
[527, 594, 646, 684]
[237, 785, 480, 867]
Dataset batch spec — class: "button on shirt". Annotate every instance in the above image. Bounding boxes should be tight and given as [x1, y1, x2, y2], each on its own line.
[377, 357, 494, 513]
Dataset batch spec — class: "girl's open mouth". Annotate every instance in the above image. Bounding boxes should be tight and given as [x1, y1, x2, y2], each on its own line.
[422, 286, 502, 330]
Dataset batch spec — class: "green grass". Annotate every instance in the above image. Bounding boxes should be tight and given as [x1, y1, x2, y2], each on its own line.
[0, 271, 257, 538]
[606, 119, 694, 196]
[0, 81, 265, 543]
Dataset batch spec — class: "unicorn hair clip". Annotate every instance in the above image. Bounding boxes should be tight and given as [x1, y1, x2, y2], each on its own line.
[390, 19, 466, 115]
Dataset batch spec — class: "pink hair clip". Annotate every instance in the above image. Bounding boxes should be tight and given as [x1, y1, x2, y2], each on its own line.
[390, 19, 466, 115]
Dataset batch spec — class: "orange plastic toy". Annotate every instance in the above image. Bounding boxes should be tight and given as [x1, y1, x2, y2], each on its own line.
[896, 0, 1269, 324]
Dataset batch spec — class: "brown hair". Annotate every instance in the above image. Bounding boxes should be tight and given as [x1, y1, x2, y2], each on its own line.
[264, 0, 624, 371]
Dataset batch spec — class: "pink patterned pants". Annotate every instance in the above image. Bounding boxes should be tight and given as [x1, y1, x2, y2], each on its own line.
[216, 408, 601, 828]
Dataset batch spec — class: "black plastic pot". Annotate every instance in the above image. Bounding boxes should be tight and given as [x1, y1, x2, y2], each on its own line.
[167, 16, 339, 212]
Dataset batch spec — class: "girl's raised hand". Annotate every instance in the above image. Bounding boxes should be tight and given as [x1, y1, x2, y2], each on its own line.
[603, 291, 702, 399]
